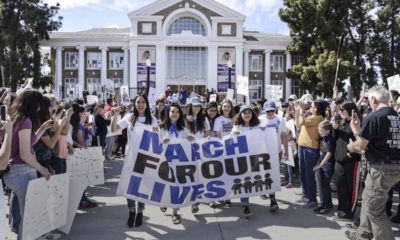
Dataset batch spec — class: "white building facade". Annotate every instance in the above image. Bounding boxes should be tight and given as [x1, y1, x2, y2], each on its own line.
[43, 0, 301, 101]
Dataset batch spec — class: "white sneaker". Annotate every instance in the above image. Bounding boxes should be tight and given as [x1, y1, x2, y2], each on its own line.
[37, 232, 61, 240]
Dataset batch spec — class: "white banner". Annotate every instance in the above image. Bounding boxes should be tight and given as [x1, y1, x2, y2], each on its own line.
[387, 74, 400, 92]
[67, 147, 105, 186]
[23, 174, 69, 240]
[86, 95, 99, 105]
[117, 125, 280, 208]
[0, 181, 6, 240]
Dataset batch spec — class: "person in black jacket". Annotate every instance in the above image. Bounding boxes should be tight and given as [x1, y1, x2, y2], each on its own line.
[94, 103, 110, 149]
[332, 101, 361, 221]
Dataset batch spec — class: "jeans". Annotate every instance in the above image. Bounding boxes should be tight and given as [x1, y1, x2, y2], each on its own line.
[299, 146, 319, 202]
[3, 164, 37, 239]
[49, 156, 66, 174]
[284, 165, 294, 183]
[315, 162, 333, 206]
[127, 199, 145, 212]
[8, 191, 20, 233]
[104, 136, 116, 157]
[359, 163, 400, 240]
[240, 197, 249, 206]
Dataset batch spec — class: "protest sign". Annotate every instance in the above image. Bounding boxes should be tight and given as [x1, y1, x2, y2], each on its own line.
[387, 74, 400, 91]
[236, 76, 249, 97]
[104, 79, 114, 93]
[86, 95, 99, 105]
[58, 177, 86, 234]
[23, 174, 69, 240]
[120, 85, 130, 105]
[209, 94, 217, 102]
[265, 85, 283, 106]
[67, 147, 105, 186]
[148, 87, 157, 106]
[0, 181, 6, 240]
[282, 145, 295, 167]
[117, 124, 280, 208]
[226, 89, 234, 102]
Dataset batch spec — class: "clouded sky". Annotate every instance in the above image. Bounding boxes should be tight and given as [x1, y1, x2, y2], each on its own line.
[44, 0, 289, 34]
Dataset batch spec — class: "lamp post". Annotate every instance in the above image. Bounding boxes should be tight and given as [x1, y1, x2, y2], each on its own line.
[227, 60, 232, 90]
[146, 59, 151, 94]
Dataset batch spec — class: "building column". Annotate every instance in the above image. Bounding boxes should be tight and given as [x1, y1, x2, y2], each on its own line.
[207, 45, 218, 91]
[100, 46, 108, 85]
[123, 47, 129, 86]
[235, 46, 244, 77]
[285, 51, 292, 100]
[244, 50, 250, 77]
[156, 44, 166, 94]
[264, 49, 272, 98]
[77, 45, 85, 98]
[55, 47, 63, 99]
[129, 43, 138, 89]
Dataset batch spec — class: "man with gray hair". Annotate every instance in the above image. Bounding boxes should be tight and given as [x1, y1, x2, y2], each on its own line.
[346, 85, 400, 240]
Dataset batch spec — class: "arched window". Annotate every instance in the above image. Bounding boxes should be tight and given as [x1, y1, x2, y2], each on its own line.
[167, 17, 206, 36]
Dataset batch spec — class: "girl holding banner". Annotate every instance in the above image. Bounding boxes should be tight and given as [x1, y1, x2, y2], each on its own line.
[230, 105, 262, 218]
[111, 94, 158, 228]
[158, 102, 194, 225]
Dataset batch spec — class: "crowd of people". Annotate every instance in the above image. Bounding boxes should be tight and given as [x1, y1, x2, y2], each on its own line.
[0, 84, 399, 240]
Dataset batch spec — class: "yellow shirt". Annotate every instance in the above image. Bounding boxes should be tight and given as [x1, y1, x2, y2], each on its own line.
[298, 115, 325, 149]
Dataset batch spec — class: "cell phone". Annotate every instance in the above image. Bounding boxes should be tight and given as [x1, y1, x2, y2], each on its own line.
[0, 105, 7, 121]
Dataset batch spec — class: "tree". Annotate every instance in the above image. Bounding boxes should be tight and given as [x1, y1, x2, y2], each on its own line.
[371, 0, 400, 85]
[279, 0, 354, 97]
[0, 0, 62, 91]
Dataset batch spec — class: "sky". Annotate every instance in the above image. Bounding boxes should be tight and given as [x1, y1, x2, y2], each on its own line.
[43, 0, 290, 35]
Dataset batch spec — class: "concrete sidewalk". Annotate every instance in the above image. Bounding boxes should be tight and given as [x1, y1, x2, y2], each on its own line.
[5, 159, 400, 240]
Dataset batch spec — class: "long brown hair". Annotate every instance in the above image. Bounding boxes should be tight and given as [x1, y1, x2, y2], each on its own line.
[130, 94, 152, 128]
[10, 89, 43, 134]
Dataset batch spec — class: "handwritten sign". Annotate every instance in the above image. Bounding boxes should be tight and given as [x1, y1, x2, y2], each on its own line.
[23, 174, 69, 240]
[387, 74, 400, 92]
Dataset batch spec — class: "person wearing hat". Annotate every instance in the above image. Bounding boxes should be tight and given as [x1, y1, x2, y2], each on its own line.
[231, 105, 261, 218]
[259, 101, 288, 212]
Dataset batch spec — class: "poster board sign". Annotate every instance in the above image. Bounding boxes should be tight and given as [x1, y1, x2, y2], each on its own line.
[265, 85, 283, 105]
[236, 76, 249, 97]
[148, 87, 157, 106]
[104, 79, 114, 93]
[23, 174, 69, 240]
[120, 85, 130, 105]
[117, 125, 280, 208]
[0, 181, 6, 240]
[209, 94, 217, 102]
[387, 74, 400, 92]
[282, 144, 295, 167]
[67, 147, 105, 186]
[226, 88, 235, 102]
[58, 177, 86, 234]
[86, 95, 99, 105]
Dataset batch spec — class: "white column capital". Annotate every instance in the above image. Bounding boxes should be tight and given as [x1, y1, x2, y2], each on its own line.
[76, 45, 86, 51]
[264, 49, 273, 54]
[99, 46, 109, 51]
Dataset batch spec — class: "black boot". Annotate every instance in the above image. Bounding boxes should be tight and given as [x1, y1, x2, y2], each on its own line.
[127, 211, 135, 228]
[135, 211, 143, 227]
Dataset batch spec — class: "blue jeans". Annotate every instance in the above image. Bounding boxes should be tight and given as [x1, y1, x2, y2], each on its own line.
[127, 199, 145, 211]
[315, 162, 333, 206]
[240, 197, 249, 206]
[50, 156, 66, 174]
[105, 136, 116, 157]
[284, 165, 294, 183]
[8, 191, 20, 233]
[3, 164, 37, 239]
[299, 146, 319, 202]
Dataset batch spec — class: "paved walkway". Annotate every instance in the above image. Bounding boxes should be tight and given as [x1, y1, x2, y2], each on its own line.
[5, 159, 400, 240]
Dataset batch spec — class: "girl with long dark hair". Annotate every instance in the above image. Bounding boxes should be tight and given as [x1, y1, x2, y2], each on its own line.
[4, 90, 53, 239]
[204, 101, 220, 137]
[112, 94, 158, 228]
[185, 97, 207, 138]
[332, 101, 361, 220]
[153, 98, 167, 125]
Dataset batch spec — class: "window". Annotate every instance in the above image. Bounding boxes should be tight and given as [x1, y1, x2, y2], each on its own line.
[292, 79, 303, 98]
[221, 25, 232, 35]
[250, 55, 263, 72]
[292, 56, 304, 65]
[87, 52, 101, 69]
[111, 78, 123, 89]
[249, 80, 263, 101]
[65, 78, 77, 99]
[167, 47, 207, 80]
[167, 17, 206, 36]
[87, 78, 101, 95]
[109, 52, 123, 69]
[272, 80, 284, 87]
[271, 55, 284, 72]
[142, 23, 152, 33]
[65, 52, 78, 69]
